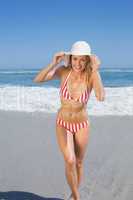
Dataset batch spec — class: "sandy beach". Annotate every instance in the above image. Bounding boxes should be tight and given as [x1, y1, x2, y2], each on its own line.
[0, 111, 133, 200]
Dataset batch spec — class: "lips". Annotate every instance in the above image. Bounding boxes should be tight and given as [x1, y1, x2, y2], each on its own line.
[74, 66, 81, 69]
[75, 67, 81, 70]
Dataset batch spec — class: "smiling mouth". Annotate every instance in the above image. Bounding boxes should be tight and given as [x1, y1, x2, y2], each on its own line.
[74, 66, 81, 68]
[75, 67, 81, 70]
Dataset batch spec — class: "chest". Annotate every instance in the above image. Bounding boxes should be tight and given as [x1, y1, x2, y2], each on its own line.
[67, 78, 87, 96]
[60, 72, 91, 100]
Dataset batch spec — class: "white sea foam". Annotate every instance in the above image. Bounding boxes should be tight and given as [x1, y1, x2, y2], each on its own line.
[101, 68, 133, 73]
[0, 86, 132, 115]
[0, 69, 38, 74]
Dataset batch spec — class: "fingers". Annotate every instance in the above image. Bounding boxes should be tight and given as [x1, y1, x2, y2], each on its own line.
[91, 54, 101, 65]
[52, 51, 68, 65]
[55, 51, 65, 57]
[90, 54, 101, 73]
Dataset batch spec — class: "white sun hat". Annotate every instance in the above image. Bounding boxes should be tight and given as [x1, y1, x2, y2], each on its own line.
[65, 41, 91, 56]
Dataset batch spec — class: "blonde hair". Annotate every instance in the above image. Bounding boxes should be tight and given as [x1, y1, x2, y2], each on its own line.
[68, 55, 93, 85]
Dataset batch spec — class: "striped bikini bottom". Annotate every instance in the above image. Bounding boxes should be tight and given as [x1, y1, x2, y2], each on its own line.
[56, 117, 89, 134]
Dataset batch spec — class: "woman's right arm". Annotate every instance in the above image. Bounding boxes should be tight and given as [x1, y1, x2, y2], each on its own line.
[33, 52, 66, 83]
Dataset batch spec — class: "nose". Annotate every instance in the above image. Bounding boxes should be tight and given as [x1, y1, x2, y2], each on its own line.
[76, 59, 81, 65]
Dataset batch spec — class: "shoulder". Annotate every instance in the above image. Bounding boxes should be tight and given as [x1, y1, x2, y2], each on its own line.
[55, 65, 71, 79]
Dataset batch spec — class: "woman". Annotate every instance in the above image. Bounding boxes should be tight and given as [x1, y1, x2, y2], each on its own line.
[34, 41, 105, 200]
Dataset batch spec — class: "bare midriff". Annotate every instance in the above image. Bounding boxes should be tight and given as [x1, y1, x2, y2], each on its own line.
[57, 97, 89, 123]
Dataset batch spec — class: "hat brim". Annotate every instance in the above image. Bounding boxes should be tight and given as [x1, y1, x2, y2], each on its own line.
[64, 51, 71, 55]
[64, 51, 91, 56]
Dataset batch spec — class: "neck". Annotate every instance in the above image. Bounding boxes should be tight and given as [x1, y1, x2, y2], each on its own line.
[71, 69, 84, 79]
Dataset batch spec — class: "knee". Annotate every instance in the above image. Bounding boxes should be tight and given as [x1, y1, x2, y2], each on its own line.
[65, 155, 76, 167]
[76, 158, 83, 168]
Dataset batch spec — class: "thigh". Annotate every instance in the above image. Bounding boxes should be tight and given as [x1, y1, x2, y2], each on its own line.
[56, 124, 76, 161]
[74, 124, 90, 160]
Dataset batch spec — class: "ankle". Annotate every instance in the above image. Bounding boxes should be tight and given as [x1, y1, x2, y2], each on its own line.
[72, 192, 80, 200]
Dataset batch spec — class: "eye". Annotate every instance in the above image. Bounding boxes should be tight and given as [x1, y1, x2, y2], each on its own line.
[73, 57, 77, 60]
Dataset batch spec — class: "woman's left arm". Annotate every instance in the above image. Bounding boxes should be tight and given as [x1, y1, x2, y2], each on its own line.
[91, 71, 105, 101]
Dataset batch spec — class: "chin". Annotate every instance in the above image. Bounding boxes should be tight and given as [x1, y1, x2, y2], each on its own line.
[72, 67, 84, 72]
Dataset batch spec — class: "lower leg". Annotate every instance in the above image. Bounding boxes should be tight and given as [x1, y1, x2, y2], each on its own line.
[76, 161, 84, 188]
[65, 161, 80, 200]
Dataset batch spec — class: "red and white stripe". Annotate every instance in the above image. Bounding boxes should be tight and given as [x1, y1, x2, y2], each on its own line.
[58, 69, 90, 134]
[56, 118, 89, 134]
[60, 69, 90, 104]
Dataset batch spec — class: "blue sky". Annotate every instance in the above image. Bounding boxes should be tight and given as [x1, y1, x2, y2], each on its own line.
[0, 0, 133, 69]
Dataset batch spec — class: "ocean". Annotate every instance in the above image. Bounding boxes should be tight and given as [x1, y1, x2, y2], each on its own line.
[0, 67, 133, 115]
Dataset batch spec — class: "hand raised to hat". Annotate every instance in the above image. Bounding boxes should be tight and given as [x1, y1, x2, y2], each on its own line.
[90, 54, 101, 72]
[51, 51, 67, 66]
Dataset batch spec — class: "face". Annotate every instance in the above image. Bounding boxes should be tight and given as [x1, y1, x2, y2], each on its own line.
[71, 55, 88, 72]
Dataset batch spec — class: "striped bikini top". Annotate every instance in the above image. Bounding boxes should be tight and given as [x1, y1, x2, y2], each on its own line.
[59, 69, 90, 104]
